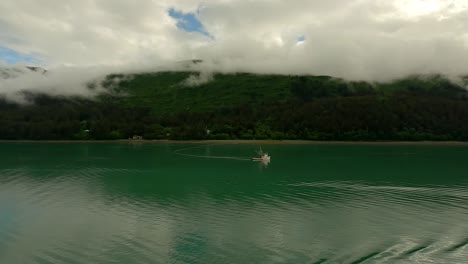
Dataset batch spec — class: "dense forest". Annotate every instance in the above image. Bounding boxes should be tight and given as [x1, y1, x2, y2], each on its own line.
[1, 71, 468, 141]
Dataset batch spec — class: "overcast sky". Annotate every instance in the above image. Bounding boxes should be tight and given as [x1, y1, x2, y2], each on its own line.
[1, 0, 468, 81]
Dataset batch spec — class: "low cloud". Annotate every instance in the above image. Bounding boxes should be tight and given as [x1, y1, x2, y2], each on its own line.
[183, 71, 214, 86]
[0, 64, 118, 103]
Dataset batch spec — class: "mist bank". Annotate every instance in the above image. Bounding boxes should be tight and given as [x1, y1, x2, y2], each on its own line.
[1, 71, 468, 141]
[1, 60, 468, 104]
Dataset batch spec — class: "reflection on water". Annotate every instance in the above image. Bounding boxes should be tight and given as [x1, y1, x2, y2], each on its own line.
[0, 143, 467, 263]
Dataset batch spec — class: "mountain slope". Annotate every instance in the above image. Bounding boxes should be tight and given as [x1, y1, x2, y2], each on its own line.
[0, 66, 46, 79]
[0, 71, 468, 141]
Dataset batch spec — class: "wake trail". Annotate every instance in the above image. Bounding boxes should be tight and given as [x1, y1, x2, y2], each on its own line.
[173, 144, 252, 161]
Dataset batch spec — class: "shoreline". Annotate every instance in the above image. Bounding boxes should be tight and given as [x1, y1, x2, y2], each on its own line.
[0, 139, 468, 145]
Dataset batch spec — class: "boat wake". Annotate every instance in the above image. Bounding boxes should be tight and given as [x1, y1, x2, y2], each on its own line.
[173, 145, 252, 161]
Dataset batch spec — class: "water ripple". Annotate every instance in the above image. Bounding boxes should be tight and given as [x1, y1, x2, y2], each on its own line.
[1, 143, 468, 263]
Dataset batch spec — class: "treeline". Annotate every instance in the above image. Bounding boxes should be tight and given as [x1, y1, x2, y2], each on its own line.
[158, 95, 468, 141]
[0, 73, 468, 141]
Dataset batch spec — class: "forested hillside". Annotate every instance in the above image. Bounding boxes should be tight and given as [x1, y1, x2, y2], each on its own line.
[1, 71, 468, 141]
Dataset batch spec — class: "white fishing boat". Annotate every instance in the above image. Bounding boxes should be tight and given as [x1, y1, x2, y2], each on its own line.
[252, 148, 270, 162]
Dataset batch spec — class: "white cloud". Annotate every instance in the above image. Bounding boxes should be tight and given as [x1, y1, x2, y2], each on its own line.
[0, 63, 119, 103]
[0, 0, 467, 94]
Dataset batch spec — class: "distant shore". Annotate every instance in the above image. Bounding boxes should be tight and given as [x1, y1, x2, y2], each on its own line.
[1, 139, 468, 145]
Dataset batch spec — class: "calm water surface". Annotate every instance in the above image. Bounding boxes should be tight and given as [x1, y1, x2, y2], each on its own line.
[0, 142, 467, 263]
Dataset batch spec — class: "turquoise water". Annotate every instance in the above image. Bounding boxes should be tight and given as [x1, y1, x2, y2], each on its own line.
[0, 142, 467, 263]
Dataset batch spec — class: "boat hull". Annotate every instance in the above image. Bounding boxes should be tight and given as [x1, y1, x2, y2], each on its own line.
[252, 156, 271, 162]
